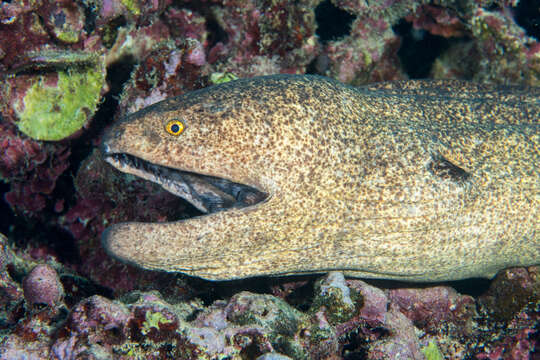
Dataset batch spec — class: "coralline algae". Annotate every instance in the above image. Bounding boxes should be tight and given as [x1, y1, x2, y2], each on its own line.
[9, 65, 105, 141]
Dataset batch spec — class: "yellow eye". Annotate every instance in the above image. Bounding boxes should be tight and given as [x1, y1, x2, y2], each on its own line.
[165, 120, 185, 136]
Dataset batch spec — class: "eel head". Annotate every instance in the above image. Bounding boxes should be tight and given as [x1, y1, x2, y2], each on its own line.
[101, 86, 271, 215]
[100, 83, 279, 274]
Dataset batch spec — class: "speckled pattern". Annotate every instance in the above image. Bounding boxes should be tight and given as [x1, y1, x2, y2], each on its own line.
[101, 75, 539, 281]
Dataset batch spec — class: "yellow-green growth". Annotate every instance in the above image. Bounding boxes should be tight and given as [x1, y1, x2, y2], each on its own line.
[121, 0, 141, 15]
[14, 67, 105, 141]
[55, 29, 80, 43]
[141, 311, 172, 335]
[209, 72, 238, 85]
[421, 340, 443, 360]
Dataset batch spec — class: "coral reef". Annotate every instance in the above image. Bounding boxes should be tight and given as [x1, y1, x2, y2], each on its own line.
[3, 262, 536, 359]
[0, 234, 25, 329]
[208, 0, 319, 76]
[475, 267, 539, 359]
[0, 0, 538, 358]
[318, 0, 409, 84]
[388, 286, 476, 336]
[430, 6, 540, 84]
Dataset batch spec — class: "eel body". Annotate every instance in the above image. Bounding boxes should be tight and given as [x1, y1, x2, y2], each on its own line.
[101, 75, 539, 281]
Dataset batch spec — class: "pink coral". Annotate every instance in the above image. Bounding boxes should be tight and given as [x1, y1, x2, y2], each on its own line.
[22, 264, 64, 307]
[473, 267, 539, 359]
[51, 295, 130, 359]
[0, 3, 50, 70]
[331, 279, 424, 359]
[165, 7, 207, 39]
[0, 122, 70, 216]
[429, 7, 540, 85]
[388, 286, 476, 335]
[0, 123, 47, 177]
[321, 10, 405, 84]
[406, 5, 466, 38]
[208, 0, 318, 76]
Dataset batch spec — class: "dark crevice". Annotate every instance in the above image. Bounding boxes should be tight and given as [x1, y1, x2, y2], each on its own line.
[174, 2, 228, 48]
[446, 278, 491, 297]
[393, 19, 452, 78]
[82, 1, 97, 35]
[514, 0, 540, 40]
[46, 226, 81, 265]
[205, 14, 228, 48]
[60, 273, 114, 306]
[0, 193, 50, 253]
[365, 277, 492, 298]
[187, 274, 319, 308]
[315, 0, 356, 42]
[189, 276, 277, 306]
[0, 182, 14, 235]
[341, 330, 369, 360]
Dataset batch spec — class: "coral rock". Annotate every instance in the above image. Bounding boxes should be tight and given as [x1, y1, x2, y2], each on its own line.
[348, 279, 388, 326]
[22, 264, 64, 308]
[312, 271, 357, 323]
[388, 286, 476, 335]
[368, 305, 423, 360]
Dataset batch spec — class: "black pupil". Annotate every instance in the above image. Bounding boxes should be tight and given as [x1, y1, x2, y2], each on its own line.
[171, 124, 180, 133]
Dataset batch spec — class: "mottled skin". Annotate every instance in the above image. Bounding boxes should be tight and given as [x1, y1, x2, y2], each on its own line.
[102, 75, 539, 281]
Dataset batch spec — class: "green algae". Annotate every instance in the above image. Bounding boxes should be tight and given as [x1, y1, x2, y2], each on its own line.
[55, 29, 80, 43]
[209, 72, 239, 84]
[421, 340, 443, 360]
[141, 310, 173, 335]
[14, 65, 105, 141]
[310, 274, 358, 324]
[227, 292, 309, 359]
[121, 0, 141, 15]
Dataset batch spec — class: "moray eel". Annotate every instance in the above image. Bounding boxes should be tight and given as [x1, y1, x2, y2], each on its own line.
[101, 74, 539, 281]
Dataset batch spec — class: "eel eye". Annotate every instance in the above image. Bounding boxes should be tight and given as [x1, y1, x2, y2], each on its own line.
[165, 120, 185, 136]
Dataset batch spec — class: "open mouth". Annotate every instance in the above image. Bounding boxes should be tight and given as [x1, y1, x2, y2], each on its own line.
[104, 153, 268, 215]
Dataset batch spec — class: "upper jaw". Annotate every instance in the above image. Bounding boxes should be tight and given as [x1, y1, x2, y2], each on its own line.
[103, 151, 268, 215]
